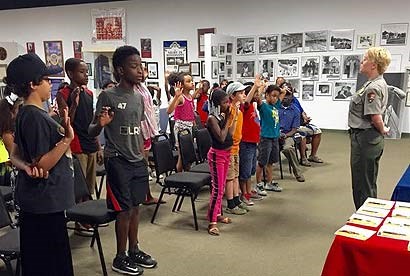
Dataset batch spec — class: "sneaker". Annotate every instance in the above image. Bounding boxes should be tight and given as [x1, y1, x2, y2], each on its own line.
[264, 182, 283, 192]
[256, 182, 268, 196]
[240, 196, 254, 206]
[300, 158, 312, 167]
[129, 249, 157, 269]
[74, 223, 94, 237]
[225, 206, 247, 215]
[112, 255, 143, 275]
[238, 202, 250, 211]
[295, 174, 305, 182]
[250, 191, 263, 201]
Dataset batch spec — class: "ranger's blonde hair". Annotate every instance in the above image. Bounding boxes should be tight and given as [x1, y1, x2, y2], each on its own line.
[366, 47, 392, 74]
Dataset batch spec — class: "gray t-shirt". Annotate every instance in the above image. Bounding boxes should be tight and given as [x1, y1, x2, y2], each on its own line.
[96, 86, 145, 162]
[348, 75, 388, 129]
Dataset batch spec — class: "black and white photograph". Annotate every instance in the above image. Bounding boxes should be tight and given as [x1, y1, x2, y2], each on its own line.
[147, 81, 159, 87]
[277, 58, 299, 78]
[226, 66, 233, 79]
[147, 62, 158, 79]
[236, 37, 255, 55]
[315, 82, 332, 96]
[236, 60, 255, 78]
[288, 79, 300, 98]
[406, 91, 410, 107]
[329, 29, 354, 51]
[258, 59, 274, 80]
[258, 35, 279, 54]
[281, 33, 303, 54]
[301, 56, 320, 80]
[342, 55, 361, 79]
[212, 61, 218, 79]
[321, 55, 341, 79]
[301, 81, 314, 101]
[381, 23, 408, 46]
[178, 63, 190, 73]
[384, 86, 408, 139]
[357, 33, 376, 49]
[211, 46, 217, 57]
[304, 31, 328, 52]
[333, 81, 357, 101]
[201, 60, 205, 78]
[219, 74, 226, 84]
[227, 43, 233, 54]
[190, 62, 200, 76]
[226, 55, 232, 65]
[219, 61, 225, 74]
[86, 63, 92, 76]
[219, 44, 226, 57]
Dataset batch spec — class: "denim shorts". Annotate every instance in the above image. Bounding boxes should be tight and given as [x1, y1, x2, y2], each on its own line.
[257, 137, 279, 166]
[239, 142, 257, 181]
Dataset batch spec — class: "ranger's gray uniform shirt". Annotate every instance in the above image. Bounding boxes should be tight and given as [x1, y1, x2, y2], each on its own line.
[96, 86, 145, 162]
[348, 75, 388, 129]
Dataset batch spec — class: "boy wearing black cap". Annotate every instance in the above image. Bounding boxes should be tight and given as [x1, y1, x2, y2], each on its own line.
[6, 53, 75, 275]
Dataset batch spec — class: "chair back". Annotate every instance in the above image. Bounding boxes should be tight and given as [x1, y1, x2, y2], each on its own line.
[168, 116, 176, 149]
[73, 157, 91, 201]
[195, 128, 211, 162]
[152, 134, 176, 175]
[178, 128, 198, 168]
[0, 190, 12, 229]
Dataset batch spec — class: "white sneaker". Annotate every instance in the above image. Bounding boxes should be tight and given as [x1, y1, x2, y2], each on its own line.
[256, 182, 268, 196]
[264, 182, 283, 192]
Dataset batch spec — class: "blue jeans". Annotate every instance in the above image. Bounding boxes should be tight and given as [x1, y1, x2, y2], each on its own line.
[239, 142, 257, 181]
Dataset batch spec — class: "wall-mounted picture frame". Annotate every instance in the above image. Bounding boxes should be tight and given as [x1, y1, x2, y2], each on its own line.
[226, 66, 233, 79]
[405, 91, 410, 107]
[140, 38, 152, 58]
[301, 81, 314, 101]
[277, 57, 299, 78]
[226, 55, 232, 66]
[258, 59, 275, 81]
[321, 55, 341, 79]
[333, 81, 356, 101]
[288, 79, 300, 98]
[342, 55, 361, 79]
[147, 62, 158, 79]
[219, 74, 226, 84]
[329, 29, 354, 51]
[236, 60, 255, 78]
[219, 61, 225, 74]
[26, 42, 35, 54]
[190, 62, 200, 77]
[218, 44, 226, 57]
[0, 64, 7, 83]
[356, 33, 376, 49]
[315, 82, 332, 96]
[381, 23, 408, 46]
[197, 27, 216, 58]
[146, 81, 160, 87]
[258, 34, 279, 54]
[211, 46, 217, 57]
[178, 63, 190, 73]
[201, 60, 205, 78]
[281, 33, 303, 54]
[304, 31, 328, 52]
[236, 37, 255, 55]
[301, 56, 319, 80]
[226, 43, 233, 54]
[86, 63, 92, 76]
[141, 61, 147, 69]
[163, 40, 188, 72]
[73, 41, 83, 59]
[43, 40, 65, 77]
[211, 61, 218, 79]
[91, 8, 126, 44]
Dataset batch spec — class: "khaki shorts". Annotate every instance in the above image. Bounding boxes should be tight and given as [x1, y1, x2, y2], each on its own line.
[74, 152, 97, 195]
[227, 154, 239, 181]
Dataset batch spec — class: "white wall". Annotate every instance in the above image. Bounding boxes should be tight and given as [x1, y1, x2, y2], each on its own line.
[0, 0, 409, 132]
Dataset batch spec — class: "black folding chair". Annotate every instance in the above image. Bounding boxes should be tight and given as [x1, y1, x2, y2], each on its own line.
[195, 128, 212, 163]
[178, 129, 210, 174]
[95, 164, 106, 199]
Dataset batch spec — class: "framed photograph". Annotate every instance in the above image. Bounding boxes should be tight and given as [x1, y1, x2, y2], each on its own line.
[43, 40, 65, 77]
[226, 55, 232, 66]
[211, 61, 218, 79]
[86, 63, 92, 76]
[147, 82, 160, 88]
[321, 55, 341, 79]
[26, 42, 35, 54]
[381, 23, 408, 46]
[147, 62, 158, 79]
[356, 33, 376, 49]
[333, 81, 357, 101]
[0, 64, 6, 81]
[342, 55, 361, 79]
[405, 91, 410, 107]
[329, 29, 354, 51]
[201, 60, 205, 78]
[304, 31, 328, 52]
[277, 58, 299, 78]
[197, 28, 216, 58]
[236, 60, 255, 78]
[258, 59, 275, 81]
[211, 46, 217, 57]
[386, 54, 402, 73]
[141, 61, 147, 70]
[226, 43, 233, 54]
[73, 41, 83, 59]
[178, 63, 190, 73]
[218, 44, 226, 57]
[226, 66, 233, 79]
[91, 8, 126, 44]
[236, 37, 255, 55]
[219, 61, 225, 74]
[140, 38, 152, 58]
[163, 40, 188, 72]
[315, 82, 332, 96]
[190, 62, 200, 77]
[258, 34, 279, 54]
[219, 74, 226, 84]
[301, 56, 320, 80]
[281, 33, 303, 54]
[301, 81, 314, 101]
[288, 79, 301, 98]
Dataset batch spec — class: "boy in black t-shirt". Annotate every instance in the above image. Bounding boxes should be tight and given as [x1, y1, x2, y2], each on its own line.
[89, 46, 157, 275]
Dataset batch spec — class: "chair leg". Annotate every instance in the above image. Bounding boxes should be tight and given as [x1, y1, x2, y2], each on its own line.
[90, 226, 97, 248]
[94, 229, 108, 276]
[172, 190, 182, 212]
[177, 193, 186, 211]
[279, 153, 284, 179]
[151, 188, 166, 224]
[97, 176, 105, 199]
[189, 192, 199, 231]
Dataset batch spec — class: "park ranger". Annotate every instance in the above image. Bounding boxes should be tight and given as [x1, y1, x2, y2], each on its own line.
[348, 47, 391, 210]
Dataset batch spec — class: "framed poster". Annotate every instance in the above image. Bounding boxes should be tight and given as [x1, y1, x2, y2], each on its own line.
[357, 33, 376, 49]
[197, 28, 215, 58]
[258, 34, 279, 54]
[304, 31, 328, 52]
[218, 44, 226, 57]
[281, 33, 303, 54]
[86, 63, 92, 76]
[163, 40, 188, 72]
[301, 56, 319, 80]
[91, 8, 126, 44]
[147, 62, 158, 79]
[236, 37, 255, 55]
[140, 38, 152, 58]
[26, 42, 35, 54]
[258, 59, 275, 81]
[201, 60, 205, 78]
[321, 55, 341, 79]
[236, 60, 255, 78]
[226, 43, 233, 54]
[43, 40, 65, 77]
[50, 78, 64, 101]
[288, 79, 300, 98]
[277, 58, 299, 78]
[329, 29, 354, 51]
[219, 61, 225, 74]
[381, 23, 408, 46]
[342, 55, 361, 79]
[211, 61, 218, 79]
[301, 81, 314, 101]
[315, 82, 332, 96]
[190, 62, 200, 76]
[73, 41, 83, 59]
[178, 63, 190, 73]
[333, 81, 356, 101]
